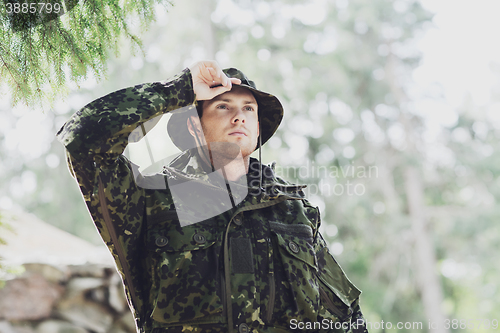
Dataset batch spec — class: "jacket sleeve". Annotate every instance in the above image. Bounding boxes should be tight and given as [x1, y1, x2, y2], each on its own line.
[314, 231, 369, 332]
[56, 68, 195, 332]
[268, 164, 368, 331]
[306, 199, 368, 333]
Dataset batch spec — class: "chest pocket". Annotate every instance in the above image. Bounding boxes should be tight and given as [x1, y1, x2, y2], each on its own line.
[270, 222, 320, 322]
[146, 210, 224, 325]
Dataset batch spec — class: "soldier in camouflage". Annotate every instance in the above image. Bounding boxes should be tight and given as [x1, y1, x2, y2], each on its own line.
[57, 60, 369, 333]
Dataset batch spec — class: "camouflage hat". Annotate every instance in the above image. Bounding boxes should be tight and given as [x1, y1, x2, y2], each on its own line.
[167, 68, 284, 151]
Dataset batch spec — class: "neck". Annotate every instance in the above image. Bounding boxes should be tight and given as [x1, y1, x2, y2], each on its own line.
[217, 155, 249, 181]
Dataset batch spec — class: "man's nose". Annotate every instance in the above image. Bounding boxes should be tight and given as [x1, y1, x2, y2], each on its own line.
[232, 108, 246, 123]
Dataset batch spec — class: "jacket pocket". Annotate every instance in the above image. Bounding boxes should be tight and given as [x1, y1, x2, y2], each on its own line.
[146, 210, 224, 324]
[271, 222, 320, 322]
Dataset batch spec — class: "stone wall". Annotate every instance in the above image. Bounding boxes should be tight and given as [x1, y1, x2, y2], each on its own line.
[0, 263, 136, 333]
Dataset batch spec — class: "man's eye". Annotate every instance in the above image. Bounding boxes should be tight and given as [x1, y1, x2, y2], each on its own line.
[244, 106, 254, 111]
[217, 104, 228, 109]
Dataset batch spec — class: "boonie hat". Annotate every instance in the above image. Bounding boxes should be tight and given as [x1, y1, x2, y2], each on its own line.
[167, 68, 284, 151]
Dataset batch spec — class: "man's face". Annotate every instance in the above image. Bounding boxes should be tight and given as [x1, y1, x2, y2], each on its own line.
[192, 86, 259, 159]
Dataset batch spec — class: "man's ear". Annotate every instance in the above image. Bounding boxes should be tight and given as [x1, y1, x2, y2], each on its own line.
[186, 116, 202, 138]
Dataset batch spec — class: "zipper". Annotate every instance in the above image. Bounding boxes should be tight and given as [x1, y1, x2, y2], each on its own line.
[220, 273, 227, 319]
[224, 195, 301, 333]
[266, 236, 275, 324]
[319, 286, 352, 321]
[98, 177, 140, 318]
[266, 273, 275, 323]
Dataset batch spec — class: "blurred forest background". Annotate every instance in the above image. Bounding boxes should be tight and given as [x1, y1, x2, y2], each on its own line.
[1, 0, 500, 332]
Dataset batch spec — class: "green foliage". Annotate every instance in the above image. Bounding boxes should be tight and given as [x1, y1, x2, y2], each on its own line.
[0, 264, 25, 289]
[0, 0, 171, 108]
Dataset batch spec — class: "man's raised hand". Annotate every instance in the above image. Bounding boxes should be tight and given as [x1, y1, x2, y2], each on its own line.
[189, 60, 241, 101]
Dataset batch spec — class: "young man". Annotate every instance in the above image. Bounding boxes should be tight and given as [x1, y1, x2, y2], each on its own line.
[57, 60, 368, 333]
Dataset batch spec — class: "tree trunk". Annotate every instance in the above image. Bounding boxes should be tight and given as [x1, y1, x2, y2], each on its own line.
[202, 0, 217, 59]
[404, 166, 448, 333]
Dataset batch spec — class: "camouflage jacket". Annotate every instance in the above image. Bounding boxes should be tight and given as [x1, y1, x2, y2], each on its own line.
[57, 69, 368, 333]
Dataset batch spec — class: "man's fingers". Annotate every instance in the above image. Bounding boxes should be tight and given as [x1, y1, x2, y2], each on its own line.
[190, 60, 236, 87]
[195, 83, 233, 101]
[199, 66, 216, 84]
[205, 67, 232, 88]
[207, 66, 230, 87]
[229, 78, 241, 85]
[208, 85, 232, 97]
[209, 67, 220, 78]
[189, 60, 242, 100]
[207, 67, 219, 79]
[219, 69, 229, 87]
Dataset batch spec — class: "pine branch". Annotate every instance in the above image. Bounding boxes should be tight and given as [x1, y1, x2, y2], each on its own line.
[0, 0, 172, 108]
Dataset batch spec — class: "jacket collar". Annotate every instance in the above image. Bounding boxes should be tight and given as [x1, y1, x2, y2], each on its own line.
[163, 149, 307, 201]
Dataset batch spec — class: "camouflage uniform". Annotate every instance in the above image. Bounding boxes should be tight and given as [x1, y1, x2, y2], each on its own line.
[57, 69, 368, 333]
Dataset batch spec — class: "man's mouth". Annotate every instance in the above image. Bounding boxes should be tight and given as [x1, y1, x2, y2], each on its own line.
[228, 131, 247, 136]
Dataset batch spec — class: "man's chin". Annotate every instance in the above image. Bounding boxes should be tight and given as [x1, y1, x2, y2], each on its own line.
[206, 141, 256, 159]
[206, 142, 241, 162]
